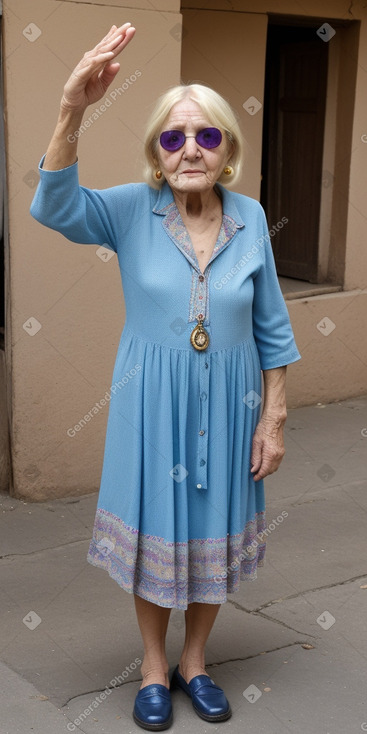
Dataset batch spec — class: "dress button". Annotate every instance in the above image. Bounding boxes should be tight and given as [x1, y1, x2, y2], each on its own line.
[200, 459, 206, 466]
[196, 483, 202, 489]
[199, 275, 205, 282]
[199, 429, 205, 436]
[201, 392, 207, 401]
[205, 362, 209, 369]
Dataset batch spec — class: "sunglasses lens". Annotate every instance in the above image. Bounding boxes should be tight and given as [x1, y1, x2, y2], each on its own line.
[160, 130, 185, 151]
[196, 128, 222, 149]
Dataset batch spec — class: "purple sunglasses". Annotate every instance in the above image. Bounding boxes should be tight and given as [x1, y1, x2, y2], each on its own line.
[160, 127, 222, 151]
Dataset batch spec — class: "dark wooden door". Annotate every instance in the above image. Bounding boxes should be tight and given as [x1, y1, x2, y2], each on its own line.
[261, 25, 328, 282]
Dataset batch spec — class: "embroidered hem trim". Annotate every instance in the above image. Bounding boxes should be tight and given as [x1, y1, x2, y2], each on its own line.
[87, 509, 266, 609]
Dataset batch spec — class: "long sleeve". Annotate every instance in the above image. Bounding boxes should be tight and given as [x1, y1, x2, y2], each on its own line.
[252, 204, 301, 370]
[30, 155, 142, 252]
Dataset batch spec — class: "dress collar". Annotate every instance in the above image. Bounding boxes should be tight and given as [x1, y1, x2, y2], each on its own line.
[152, 180, 246, 229]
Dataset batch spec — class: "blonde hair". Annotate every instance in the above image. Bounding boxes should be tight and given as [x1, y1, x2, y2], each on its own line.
[143, 83, 243, 189]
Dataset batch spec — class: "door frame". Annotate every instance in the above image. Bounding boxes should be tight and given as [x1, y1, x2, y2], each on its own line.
[261, 13, 360, 287]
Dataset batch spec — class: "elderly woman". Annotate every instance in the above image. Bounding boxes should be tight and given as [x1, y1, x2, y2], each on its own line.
[30, 22, 300, 731]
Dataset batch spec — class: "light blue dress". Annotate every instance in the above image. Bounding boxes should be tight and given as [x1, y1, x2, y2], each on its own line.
[30, 156, 301, 610]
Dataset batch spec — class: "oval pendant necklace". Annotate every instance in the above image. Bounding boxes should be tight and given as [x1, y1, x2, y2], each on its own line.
[190, 313, 210, 351]
[190, 245, 211, 351]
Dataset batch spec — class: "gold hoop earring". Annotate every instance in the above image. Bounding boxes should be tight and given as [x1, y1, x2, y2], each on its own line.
[223, 165, 233, 176]
[155, 170, 163, 180]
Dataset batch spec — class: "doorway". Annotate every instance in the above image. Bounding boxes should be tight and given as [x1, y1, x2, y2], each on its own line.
[260, 23, 329, 282]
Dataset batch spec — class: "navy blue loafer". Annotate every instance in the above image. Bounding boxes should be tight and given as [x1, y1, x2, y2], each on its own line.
[133, 683, 173, 731]
[170, 665, 231, 722]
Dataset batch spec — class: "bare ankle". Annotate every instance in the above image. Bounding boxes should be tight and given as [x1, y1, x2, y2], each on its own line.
[140, 659, 170, 689]
[178, 653, 206, 683]
[180, 651, 205, 667]
[141, 658, 169, 674]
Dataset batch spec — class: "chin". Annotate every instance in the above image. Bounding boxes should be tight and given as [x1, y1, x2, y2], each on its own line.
[171, 177, 212, 191]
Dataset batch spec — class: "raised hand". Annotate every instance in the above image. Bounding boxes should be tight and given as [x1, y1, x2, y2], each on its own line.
[61, 23, 136, 113]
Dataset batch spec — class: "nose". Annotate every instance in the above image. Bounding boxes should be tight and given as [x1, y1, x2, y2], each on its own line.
[182, 136, 201, 159]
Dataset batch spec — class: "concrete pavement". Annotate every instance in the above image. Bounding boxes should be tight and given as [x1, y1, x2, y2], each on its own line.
[1, 395, 367, 733]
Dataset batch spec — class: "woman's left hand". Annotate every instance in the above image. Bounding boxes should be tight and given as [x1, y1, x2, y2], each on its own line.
[250, 414, 286, 481]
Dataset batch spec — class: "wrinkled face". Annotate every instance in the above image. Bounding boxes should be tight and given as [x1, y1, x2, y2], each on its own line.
[154, 98, 233, 194]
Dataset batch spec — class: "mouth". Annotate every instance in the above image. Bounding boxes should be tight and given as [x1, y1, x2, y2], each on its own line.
[181, 170, 204, 174]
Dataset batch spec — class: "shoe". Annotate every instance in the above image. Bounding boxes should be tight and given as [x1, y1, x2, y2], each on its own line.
[170, 664, 231, 722]
[133, 683, 173, 731]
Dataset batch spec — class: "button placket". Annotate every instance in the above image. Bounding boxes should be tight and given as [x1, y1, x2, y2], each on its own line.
[196, 350, 210, 489]
[158, 203, 242, 491]
[189, 267, 211, 326]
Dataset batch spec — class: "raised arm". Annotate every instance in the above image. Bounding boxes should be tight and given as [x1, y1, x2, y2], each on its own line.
[43, 23, 136, 171]
[30, 23, 137, 249]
